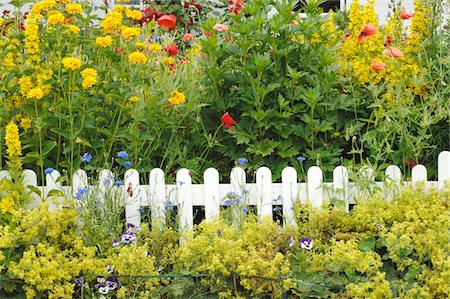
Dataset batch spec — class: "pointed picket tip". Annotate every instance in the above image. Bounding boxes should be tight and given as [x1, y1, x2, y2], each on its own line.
[438, 151, 450, 189]
[411, 164, 427, 182]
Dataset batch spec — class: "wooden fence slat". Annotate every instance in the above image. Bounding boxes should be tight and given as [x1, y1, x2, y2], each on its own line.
[438, 151, 450, 189]
[177, 168, 193, 231]
[149, 168, 166, 228]
[282, 167, 297, 227]
[45, 169, 62, 211]
[411, 165, 427, 182]
[256, 167, 272, 219]
[204, 168, 220, 221]
[385, 165, 401, 182]
[307, 166, 323, 208]
[124, 169, 141, 227]
[230, 167, 246, 195]
[73, 169, 88, 192]
[333, 166, 349, 212]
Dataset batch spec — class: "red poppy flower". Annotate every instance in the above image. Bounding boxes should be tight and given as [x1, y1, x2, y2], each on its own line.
[157, 14, 176, 30]
[357, 24, 377, 43]
[405, 159, 417, 169]
[400, 7, 415, 20]
[384, 46, 404, 59]
[164, 45, 178, 56]
[370, 59, 386, 71]
[384, 35, 392, 47]
[221, 112, 236, 130]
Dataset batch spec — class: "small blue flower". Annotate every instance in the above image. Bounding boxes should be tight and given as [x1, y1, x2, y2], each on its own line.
[224, 199, 232, 207]
[138, 207, 145, 214]
[44, 167, 54, 175]
[273, 195, 283, 203]
[272, 206, 282, 212]
[124, 161, 132, 167]
[75, 187, 89, 200]
[117, 151, 129, 159]
[81, 153, 92, 163]
[237, 157, 248, 165]
[164, 200, 173, 207]
[227, 191, 237, 198]
[126, 223, 135, 228]
[112, 240, 120, 247]
[115, 180, 123, 187]
[296, 156, 306, 162]
[242, 207, 248, 213]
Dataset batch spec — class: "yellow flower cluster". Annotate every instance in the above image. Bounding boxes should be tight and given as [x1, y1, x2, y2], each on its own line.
[95, 35, 113, 48]
[128, 51, 147, 64]
[64, 24, 80, 34]
[81, 67, 98, 88]
[0, 195, 15, 214]
[125, 9, 142, 20]
[47, 9, 65, 26]
[62, 56, 82, 70]
[27, 87, 45, 100]
[100, 11, 123, 34]
[24, 14, 40, 62]
[129, 96, 139, 102]
[31, 0, 57, 15]
[121, 26, 141, 41]
[5, 121, 22, 157]
[66, 3, 83, 14]
[168, 90, 186, 105]
[148, 43, 162, 53]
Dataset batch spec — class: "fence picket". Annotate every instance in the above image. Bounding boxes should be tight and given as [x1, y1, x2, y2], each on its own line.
[438, 151, 450, 189]
[412, 165, 427, 182]
[204, 168, 220, 221]
[177, 168, 193, 230]
[307, 166, 323, 208]
[282, 167, 297, 227]
[124, 169, 141, 227]
[148, 168, 166, 228]
[256, 167, 272, 219]
[333, 166, 349, 212]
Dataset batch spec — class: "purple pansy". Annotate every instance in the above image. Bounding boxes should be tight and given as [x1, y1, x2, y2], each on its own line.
[300, 237, 314, 250]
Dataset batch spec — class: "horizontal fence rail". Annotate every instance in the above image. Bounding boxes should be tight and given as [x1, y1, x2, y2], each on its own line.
[0, 151, 449, 229]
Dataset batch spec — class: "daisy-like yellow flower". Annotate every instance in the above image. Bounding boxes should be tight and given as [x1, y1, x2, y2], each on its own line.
[5, 121, 22, 157]
[65, 24, 80, 34]
[95, 36, 113, 48]
[66, 3, 83, 14]
[128, 52, 147, 64]
[125, 9, 142, 20]
[148, 43, 162, 53]
[129, 96, 139, 102]
[62, 57, 82, 70]
[100, 11, 122, 34]
[121, 26, 141, 41]
[20, 117, 32, 130]
[47, 10, 65, 25]
[26, 87, 45, 100]
[82, 76, 97, 88]
[81, 68, 98, 78]
[163, 56, 175, 65]
[168, 90, 186, 105]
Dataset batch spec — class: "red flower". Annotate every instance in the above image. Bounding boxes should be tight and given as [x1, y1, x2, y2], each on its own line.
[405, 159, 417, 169]
[221, 112, 236, 130]
[139, 8, 163, 25]
[400, 7, 415, 20]
[228, 0, 244, 15]
[157, 14, 176, 30]
[341, 33, 352, 41]
[384, 46, 404, 59]
[357, 24, 377, 43]
[164, 45, 178, 56]
[370, 59, 386, 71]
[384, 35, 392, 47]
[182, 33, 194, 42]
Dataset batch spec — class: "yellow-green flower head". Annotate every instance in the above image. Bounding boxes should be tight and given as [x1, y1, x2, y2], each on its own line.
[128, 52, 147, 64]
[95, 36, 113, 48]
[62, 57, 82, 70]
[66, 3, 83, 14]
[5, 121, 22, 157]
[168, 90, 186, 105]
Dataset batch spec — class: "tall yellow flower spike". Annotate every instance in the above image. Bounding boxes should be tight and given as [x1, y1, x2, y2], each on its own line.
[5, 122, 22, 157]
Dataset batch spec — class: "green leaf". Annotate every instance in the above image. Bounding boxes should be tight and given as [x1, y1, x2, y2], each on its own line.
[42, 141, 57, 156]
[27, 185, 41, 197]
[48, 189, 64, 197]
[404, 264, 421, 281]
[358, 237, 376, 252]
[246, 139, 278, 157]
[50, 127, 70, 139]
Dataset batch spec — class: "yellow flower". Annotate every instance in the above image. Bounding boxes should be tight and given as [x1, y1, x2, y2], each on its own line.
[20, 117, 32, 130]
[128, 52, 147, 64]
[66, 3, 83, 14]
[125, 9, 142, 20]
[82, 76, 97, 89]
[121, 26, 141, 41]
[135, 42, 146, 48]
[95, 36, 113, 48]
[168, 90, 186, 105]
[0, 195, 15, 214]
[47, 10, 65, 25]
[0, 18, 4, 27]
[27, 88, 45, 100]
[129, 96, 139, 102]
[148, 43, 162, 53]
[62, 57, 82, 70]
[100, 11, 122, 34]
[31, 0, 57, 15]
[65, 25, 80, 34]
[81, 68, 98, 78]
[5, 121, 22, 157]
[18, 76, 33, 96]
[163, 56, 175, 65]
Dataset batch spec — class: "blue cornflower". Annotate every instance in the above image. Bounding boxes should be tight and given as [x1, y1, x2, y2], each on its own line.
[164, 200, 173, 207]
[272, 206, 282, 212]
[115, 180, 123, 187]
[123, 161, 132, 167]
[75, 187, 89, 200]
[81, 153, 92, 163]
[117, 151, 129, 159]
[44, 167, 54, 175]
[242, 207, 248, 213]
[224, 199, 232, 207]
[237, 157, 248, 165]
[296, 156, 306, 162]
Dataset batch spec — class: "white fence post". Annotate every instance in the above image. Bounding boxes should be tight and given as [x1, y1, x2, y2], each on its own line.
[230, 167, 246, 196]
[438, 151, 450, 190]
[177, 168, 193, 231]
[124, 169, 141, 227]
[256, 167, 272, 219]
[411, 165, 427, 183]
[282, 167, 297, 227]
[46, 169, 62, 211]
[385, 165, 402, 201]
[307, 166, 323, 208]
[333, 166, 349, 212]
[149, 168, 166, 229]
[204, 168, 220, 221]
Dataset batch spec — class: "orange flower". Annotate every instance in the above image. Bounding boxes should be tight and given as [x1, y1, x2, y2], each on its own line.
[157, 14, 176, 30]
[182, 33, 194, 42]
[221, 112, 236, 130]
[370, 59, 386, 71]
[384, 46, 404, 59]
[357, 24, 377, 43]
[400, 7, 415, 20]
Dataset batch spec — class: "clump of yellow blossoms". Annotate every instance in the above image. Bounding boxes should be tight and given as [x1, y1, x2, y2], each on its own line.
[149, 43, 162, 53]
[81, 67, 98, 88]
[168, 90, 186, 105]
[5, 122, 22, 157]
[125, 9, 142, 21]
[66, 3, 83, 14]
[47, 10, 65, 26]
[121, 26, 141, 41]
[95, 35, 113, 48]
[64, 24, 80, 34]
[62, 56, 82, 70]
[128, 51, 147, 64]
[100, 11, 123, 34]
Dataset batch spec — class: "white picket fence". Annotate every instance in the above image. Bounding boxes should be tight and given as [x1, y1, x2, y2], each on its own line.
[1, 151, 449, 229]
